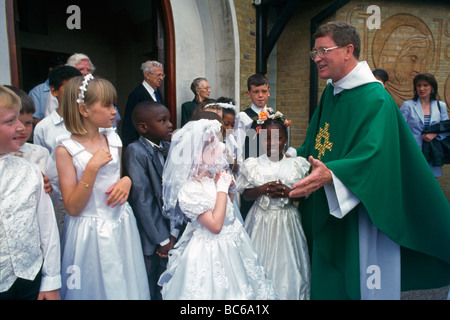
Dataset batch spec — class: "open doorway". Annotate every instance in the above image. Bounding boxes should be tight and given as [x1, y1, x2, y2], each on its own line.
[15, 0, 166, 128]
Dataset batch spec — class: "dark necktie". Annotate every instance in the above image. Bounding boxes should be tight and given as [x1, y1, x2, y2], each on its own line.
[153, 144, 169, 159]
[154, 90, 161, 102]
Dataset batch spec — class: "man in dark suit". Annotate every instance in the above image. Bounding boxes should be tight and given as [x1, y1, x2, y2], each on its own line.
[121, 61, 165, 147]
[123, 101, 178, 300]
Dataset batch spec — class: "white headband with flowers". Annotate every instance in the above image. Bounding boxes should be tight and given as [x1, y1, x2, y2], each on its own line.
[256, 107, 291, 126]
[203, 102, 237, 112]
[76, 74, 94, 104]
[253, 107, 291, 137]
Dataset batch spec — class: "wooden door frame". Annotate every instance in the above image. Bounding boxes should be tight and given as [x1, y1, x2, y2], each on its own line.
[6, 0, 19, 87]
[159, 0, 177, 127]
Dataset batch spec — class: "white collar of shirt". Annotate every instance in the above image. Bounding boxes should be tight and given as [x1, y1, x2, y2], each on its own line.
[142, 80, 157, 101]
[328, 61, 378, 95]
[251, 103, 265, 114]
[50, 109, 64, 125]
[145, 138, 165, 164]
[145, 138, 162, 149]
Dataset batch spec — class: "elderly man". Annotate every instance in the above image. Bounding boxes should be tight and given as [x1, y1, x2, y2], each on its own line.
[122, 61, 165, 147]
[66, 53, 121, 132]
[66, 53, 96, 76]
[290, 21, 450, 300]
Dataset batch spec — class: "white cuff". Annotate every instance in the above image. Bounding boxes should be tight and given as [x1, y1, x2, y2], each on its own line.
[171, 228, 180, 239]
[40, 274, 62, 292]
[324, 171, 360, 219]
[160, 238, 170, 247]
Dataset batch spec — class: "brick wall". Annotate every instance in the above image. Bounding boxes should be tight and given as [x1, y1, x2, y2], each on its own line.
[233, 0, 257, 109]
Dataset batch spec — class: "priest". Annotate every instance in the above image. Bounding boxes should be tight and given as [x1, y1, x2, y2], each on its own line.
[290, 21, 450, 300]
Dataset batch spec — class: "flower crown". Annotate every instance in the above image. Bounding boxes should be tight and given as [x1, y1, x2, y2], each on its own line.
[77, 74, 94, 104]
[255, 107, 291, 127]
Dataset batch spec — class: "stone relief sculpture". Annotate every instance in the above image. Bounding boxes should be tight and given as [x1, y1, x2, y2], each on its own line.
[372, 14, 436, 106]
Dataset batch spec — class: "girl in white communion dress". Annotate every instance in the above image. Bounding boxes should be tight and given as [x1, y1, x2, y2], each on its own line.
[158, 118, 278, 300]
[55, 75, 149, 300]
[237, 110, 311, 300]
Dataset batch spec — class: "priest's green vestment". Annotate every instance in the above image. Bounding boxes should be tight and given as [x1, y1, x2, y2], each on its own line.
[297, 82, 450, 300]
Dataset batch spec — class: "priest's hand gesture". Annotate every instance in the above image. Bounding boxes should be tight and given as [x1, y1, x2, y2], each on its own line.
[289, 156, 332, 198]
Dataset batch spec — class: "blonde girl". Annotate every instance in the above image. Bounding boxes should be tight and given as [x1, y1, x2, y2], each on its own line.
[55, 75, 150, 300]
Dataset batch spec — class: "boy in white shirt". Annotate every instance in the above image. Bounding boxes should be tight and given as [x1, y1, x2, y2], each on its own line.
[33, 66, 82, 235]
[33, 65, 82, 153]
[0, 85, 61, 300]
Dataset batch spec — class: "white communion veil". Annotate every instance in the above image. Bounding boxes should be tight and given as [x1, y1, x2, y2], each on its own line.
[162, 119, 227, 229]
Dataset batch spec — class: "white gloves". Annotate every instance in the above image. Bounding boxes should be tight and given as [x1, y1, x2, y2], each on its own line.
[216, 171, 233, 194]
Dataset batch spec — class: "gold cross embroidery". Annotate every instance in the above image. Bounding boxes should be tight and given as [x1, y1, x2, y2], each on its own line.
[315, 122, 333, 160]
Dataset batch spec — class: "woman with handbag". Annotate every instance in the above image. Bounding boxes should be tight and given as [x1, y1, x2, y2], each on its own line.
[400, 73, 449, 177]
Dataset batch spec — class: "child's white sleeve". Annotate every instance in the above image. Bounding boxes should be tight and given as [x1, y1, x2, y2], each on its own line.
[233, 112, 253, 166]
[36, 176, 61, 292]
[285, 147, 297, 158]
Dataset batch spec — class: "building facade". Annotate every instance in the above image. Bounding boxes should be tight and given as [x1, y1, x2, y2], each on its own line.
[1, 0, 449, 200]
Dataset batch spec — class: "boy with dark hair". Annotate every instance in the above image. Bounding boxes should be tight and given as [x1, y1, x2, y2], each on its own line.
[29, 54, 68, 126]
[33, 65, 82, 153]
[123, 101, 178, 300]
[238, 73, 271, 219]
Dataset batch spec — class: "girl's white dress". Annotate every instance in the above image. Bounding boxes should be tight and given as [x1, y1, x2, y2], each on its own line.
[237, 154, 311, 300]
[158, 177, 278, 300]
[59, 130, 150, 300]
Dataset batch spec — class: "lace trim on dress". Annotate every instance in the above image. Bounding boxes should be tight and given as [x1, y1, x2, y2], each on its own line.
[243, 258, 278, 300]
[192, 219, 243, 243]
[187, 261, 208, 299]
[178, 178, 216, 221]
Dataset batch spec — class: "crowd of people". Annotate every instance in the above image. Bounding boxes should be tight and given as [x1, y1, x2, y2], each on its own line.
[1, 21, 449, 301]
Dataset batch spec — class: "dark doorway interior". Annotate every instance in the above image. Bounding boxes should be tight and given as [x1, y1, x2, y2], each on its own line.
[16, 0, 165, 129]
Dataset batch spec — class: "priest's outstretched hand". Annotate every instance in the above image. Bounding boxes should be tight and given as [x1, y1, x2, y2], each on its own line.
[289, 156, 332, 198]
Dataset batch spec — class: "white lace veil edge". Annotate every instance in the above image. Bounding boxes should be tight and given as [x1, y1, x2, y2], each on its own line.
[162, 119, 225, 229]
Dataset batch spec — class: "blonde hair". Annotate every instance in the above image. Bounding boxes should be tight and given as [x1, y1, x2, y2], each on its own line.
[61, 76, 117, 135]
[0, 85, 21, 112]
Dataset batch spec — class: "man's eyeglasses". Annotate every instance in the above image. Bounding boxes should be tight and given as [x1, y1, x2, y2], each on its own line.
[150, 73, 166, 78]
[310, 46, 341, 60]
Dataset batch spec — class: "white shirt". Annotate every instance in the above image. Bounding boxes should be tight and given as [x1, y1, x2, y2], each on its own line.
[14, 142, 53, 175]
[142, 80, 158, 102]
[44, 92, 59, 118]
[250, 103, 265, 115]
[33, 109, 70, 156]
[33, 109, 71, 202]
[144, 138, 180, 245]
[146, 138, 166, 167]
[0, 155, 61, 292]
